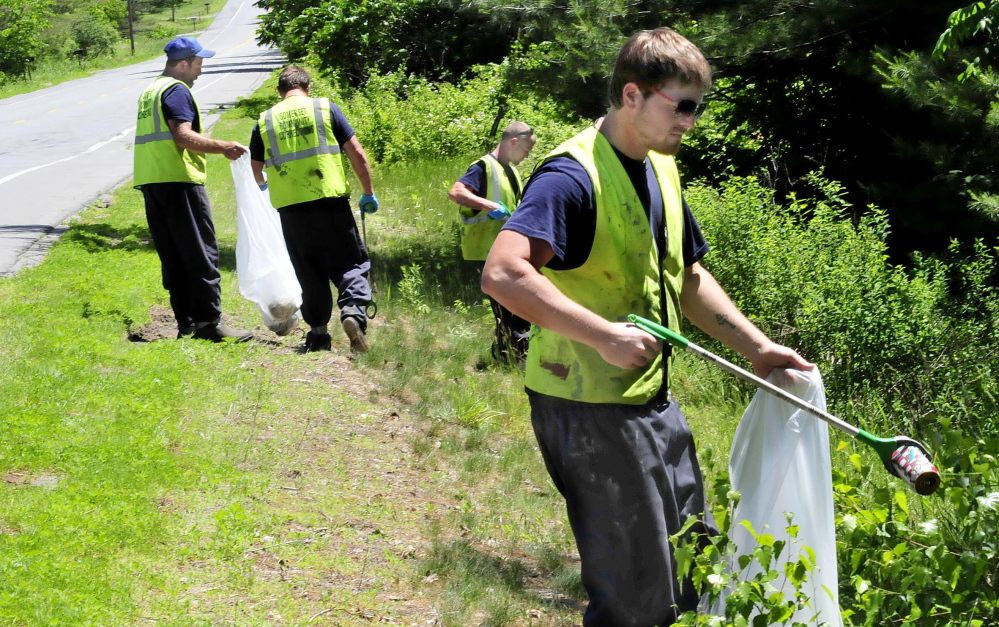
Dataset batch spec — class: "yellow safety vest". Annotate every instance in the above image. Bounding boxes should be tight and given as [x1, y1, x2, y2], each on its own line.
[458, 154, 523, 261]
[133, 76, 207, 186]
[258, 95, 348, 209]
[524, 126, 685, 405]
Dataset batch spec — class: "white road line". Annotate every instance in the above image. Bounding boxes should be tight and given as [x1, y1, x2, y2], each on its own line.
[0, 126, 135, 187]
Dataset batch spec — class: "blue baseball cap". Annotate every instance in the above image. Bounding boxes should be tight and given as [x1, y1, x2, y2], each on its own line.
[163, 37, 215, 61]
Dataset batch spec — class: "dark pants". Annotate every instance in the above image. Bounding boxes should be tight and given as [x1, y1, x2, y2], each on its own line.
[528, 390, 716, 627]
[469, 261, 530, 361]
[278, 197, 371, 330]
[141, 182, 222, 327]
[488, 295, 531, 363]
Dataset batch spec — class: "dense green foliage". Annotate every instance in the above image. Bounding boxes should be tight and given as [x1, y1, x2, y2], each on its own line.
[0, 0, 51, 81]
[683, 174, 999, 624]
[326, 64, 584, 164]
[935, 0, 999, 81]
[254, 0, 999, 258]
[255, 0, 509, 86]
[688, 175, 999, 437]
[71, 6, 119, 57]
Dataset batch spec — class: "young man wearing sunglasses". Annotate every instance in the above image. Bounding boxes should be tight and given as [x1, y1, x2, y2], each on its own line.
[482, 27, 813, 626]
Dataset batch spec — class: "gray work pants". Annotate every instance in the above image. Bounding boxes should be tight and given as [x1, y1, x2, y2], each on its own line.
[528, 390, 717, 627]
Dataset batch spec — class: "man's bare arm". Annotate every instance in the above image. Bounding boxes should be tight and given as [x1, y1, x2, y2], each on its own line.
[680, 261, 813, 378]
[449, 181, 501, 213]
[482, 229, 661, 369]
[251, 159, 266, 185]
[168, 119, 247, 160]
[343, 136, 374, 195]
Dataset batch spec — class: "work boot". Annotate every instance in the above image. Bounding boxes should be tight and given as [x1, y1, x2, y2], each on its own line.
[341, 317, 368, 353]
[303, 330, 332, 352]
[192, 322, 252, 343]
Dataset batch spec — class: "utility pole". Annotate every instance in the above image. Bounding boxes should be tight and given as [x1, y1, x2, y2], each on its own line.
[121, 0, 135, 55]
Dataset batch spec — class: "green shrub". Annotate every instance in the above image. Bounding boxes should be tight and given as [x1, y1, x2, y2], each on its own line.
[831, 425, 999, 626]
[307, 62, 586, 167]
[686, 174, 999, 436]
[71, 10, 118, 58]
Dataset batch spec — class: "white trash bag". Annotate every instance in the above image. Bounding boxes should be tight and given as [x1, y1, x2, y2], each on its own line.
[705, 368, 843, 627]
[230, 154, 302, 336]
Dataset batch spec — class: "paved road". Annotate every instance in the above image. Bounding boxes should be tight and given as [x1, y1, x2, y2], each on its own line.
[0, 0, 284, 276]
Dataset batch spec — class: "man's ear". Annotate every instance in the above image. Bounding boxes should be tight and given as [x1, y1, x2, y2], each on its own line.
[621, 82, 644, 109]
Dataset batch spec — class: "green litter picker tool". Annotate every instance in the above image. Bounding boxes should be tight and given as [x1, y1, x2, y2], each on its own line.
[629, 314, 941, 495]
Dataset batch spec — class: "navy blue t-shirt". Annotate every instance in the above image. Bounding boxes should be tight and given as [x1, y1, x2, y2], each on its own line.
[161, 84, 200, 132]
[503, 151, 709, 271]
[457, 159, 521, 199]
[249, 100, 356, 162]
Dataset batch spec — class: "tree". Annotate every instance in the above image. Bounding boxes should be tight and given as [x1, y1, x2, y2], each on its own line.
[934, 0, 999, 81]
[255, 0, 516, 86]
[0, 0, 51, 82]
[72, 7, 120, 58]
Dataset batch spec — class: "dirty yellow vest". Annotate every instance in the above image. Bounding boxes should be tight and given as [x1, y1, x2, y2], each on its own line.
[133, 76, 206, 185]
[458, 154, 523, 261]
[525, 127, 685, 404]
[259, 95, 348, 209]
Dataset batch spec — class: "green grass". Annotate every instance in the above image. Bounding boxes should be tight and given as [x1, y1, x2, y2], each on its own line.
[0, 75, 763, 626]
[0, 0, 229, 100]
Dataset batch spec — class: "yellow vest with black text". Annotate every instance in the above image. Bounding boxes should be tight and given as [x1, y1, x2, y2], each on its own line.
[258, 95, 348, 209]
[459, 154, 523, 261]
[134, 76, 207, 185]
[525, 126, 685, 404]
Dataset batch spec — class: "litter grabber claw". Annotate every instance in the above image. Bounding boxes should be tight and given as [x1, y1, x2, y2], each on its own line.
[628, 314, 941, 495]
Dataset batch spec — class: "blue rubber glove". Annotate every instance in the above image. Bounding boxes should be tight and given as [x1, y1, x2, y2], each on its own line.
[487, 202, 511, 220]
[258, 171, 268, 191]
[360, 193, 379, 214]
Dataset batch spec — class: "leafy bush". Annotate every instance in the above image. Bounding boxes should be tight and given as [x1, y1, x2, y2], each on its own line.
[686, 174, 999, 437]
[830, 426, 999, 626]
[90, 0, 126, 29]
[256, 0, 514, 86]
[71, 9, 118, 58]
[0, 0, 51, 82]
[307, 62, 585, 166]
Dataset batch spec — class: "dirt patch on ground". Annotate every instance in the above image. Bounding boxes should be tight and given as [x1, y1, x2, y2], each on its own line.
[126, 306, 294, 348]
[122, 306, 582, 626]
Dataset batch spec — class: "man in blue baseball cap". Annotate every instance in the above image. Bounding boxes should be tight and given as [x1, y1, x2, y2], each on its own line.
[132, 37, 252, 342]
[163, 36, 215, 61]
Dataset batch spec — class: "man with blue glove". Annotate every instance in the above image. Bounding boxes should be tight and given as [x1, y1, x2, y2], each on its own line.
[449, 121, 536, 363]
[250, 65, 377, 353]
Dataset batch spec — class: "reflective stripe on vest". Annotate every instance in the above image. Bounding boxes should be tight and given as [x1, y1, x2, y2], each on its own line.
[524, 126, 685, 405]
[133, 76, 207, 186]
[458, 154, 523, 261]
[259, 96, 348, 209]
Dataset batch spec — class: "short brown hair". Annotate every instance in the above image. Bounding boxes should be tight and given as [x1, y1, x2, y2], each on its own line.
[501, 121, 534, 142]
[278, 66, 311, 94]
[608, 28, 712, 108]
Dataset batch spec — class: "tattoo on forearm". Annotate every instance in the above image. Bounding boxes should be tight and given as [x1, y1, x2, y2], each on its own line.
[716, 314, 737, 330]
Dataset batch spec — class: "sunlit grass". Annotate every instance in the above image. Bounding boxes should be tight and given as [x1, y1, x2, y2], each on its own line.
[0, 0, 229, 99]
[0, 73, 760, 626]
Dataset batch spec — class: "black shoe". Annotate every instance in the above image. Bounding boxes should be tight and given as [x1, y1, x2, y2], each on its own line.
[341, 317, 368, 353]
[192, 323, 252, 343]
[177, 325, 195, 339]
[303, 331, 331, 352]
